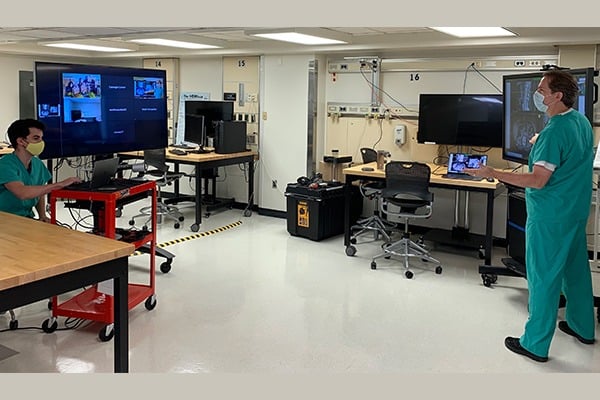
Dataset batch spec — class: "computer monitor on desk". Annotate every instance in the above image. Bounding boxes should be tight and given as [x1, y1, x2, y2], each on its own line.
[183, 114, 206, 149]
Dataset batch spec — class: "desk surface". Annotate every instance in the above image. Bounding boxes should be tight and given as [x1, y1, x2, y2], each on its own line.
[343, 161, 502, 190]
[119, 147, 258, 162]
[0, 146, 13, 155]
[0, 211, 134, 291]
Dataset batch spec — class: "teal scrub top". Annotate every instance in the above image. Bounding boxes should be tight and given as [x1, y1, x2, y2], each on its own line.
[0, 152, 52, 218]
[526, 109, 593, 223]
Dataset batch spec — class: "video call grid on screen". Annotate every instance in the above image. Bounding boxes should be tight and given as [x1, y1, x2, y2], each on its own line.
[35, 61, 168, 159]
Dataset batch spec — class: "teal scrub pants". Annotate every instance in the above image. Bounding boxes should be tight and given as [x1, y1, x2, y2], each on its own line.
[520, 219, 596, 357]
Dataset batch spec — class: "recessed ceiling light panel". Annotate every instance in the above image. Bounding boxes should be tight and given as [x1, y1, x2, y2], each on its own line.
[431, 27, 516, 38]
[253, 32, 346, 45]
[130, 38, 220, 49]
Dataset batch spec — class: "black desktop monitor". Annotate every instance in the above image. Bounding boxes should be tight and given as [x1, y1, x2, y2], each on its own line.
[34, 61, 168, 160]
[417, 94, 503, 147]
[502, 67, 597, 165]
[184, 100, 234, 138]
[184, 114, 206, 147]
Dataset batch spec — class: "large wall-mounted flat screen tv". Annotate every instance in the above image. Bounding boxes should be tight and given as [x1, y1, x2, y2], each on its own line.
[417, 93, 503, 147]
[502, 67, 597, 165]
[34, 61, 168, 159]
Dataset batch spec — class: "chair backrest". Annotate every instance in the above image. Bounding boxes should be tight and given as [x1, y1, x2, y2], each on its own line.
[360, 148, 377, 164]
[144, 148, 168, 173]
[383, 161, 433, 212]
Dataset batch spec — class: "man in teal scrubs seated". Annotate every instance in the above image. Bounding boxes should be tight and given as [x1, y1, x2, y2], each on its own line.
[0, 118, 81, 221]
[465, 69, 596, 362]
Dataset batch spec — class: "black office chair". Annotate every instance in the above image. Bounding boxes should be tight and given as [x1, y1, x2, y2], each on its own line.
[370, 161, 442, 278]
[129, 148, 186, 229]
[345, 148, 395, 256]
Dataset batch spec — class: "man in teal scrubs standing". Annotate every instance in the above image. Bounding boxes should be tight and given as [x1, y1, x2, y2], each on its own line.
[0, 118, 80, 221]
[465, 69, 596, 362]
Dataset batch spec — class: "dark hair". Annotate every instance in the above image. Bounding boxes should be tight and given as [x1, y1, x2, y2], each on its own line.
[543, 70, 579, 108]
[6, 118, 45, 147]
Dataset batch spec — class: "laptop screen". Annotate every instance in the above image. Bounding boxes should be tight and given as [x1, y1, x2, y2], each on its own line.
[447, 153, 488, 174]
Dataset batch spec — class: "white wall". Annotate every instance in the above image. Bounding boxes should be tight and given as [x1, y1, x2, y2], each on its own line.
[259, 54, 313, 212]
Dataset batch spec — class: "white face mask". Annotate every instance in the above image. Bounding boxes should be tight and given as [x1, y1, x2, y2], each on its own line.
[533, 91, 548, 113]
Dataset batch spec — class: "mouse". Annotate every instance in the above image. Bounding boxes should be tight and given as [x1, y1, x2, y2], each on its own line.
[486, 177, 495, 182]
[361, 167, 374, 172]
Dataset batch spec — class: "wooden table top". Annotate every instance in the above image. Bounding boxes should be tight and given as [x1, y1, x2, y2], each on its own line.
[0, 212, 134, 291]
[0, 146, 13, 155]
[343, 161, 502, 190]
[119, 147, 258, 162]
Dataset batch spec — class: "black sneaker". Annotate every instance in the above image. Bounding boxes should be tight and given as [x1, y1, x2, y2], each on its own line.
[558, 321, 595, 345]
[504, 337, 548, 362]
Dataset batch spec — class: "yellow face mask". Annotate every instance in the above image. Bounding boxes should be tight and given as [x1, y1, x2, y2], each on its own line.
[25, 140, 45, 156]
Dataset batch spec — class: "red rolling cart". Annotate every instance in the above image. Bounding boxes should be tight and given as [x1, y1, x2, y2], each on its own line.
[46, 179, 158, 341]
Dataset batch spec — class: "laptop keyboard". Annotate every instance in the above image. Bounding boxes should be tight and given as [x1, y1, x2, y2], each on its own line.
[442, 173, 483, 181]
[63, 181, 93, 190]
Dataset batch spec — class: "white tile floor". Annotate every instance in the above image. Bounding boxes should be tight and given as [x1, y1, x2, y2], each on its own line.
[1, 199, 599, 373]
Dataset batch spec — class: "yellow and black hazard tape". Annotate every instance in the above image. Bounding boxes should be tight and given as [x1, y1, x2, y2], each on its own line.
[131, 220, 243, 256]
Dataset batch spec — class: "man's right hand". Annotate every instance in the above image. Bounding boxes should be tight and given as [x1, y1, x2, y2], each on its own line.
[59, 176, 82, 188]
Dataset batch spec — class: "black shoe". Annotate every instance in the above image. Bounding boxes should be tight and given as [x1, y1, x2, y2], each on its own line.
[558, 321, 595, 345]
[504, 337, 548, 362]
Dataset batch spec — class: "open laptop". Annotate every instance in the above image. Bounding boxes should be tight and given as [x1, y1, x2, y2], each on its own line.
[65, 157, 120, 191]
[443, 153, 487, 181]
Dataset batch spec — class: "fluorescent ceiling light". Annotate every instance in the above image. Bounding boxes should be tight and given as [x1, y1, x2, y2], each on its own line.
[252, 32, 346, 45]
[44, 43, 133, 52]
[431, 27, 516, 38]
[129, 38, 220, 49]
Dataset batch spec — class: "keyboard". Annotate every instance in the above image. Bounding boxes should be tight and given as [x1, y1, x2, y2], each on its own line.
[169, 148, 188, 156]
[63, 181, 93, 190]
[442, 173, 483, 181]
[188, 148, 212, 154]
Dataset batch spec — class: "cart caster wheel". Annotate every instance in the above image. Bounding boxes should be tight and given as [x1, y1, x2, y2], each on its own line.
[42, 318, 58, 333]
[405, 270, 414, 279]
[145, 295, 157, 311]
[128, 219, 135, 226]
[435, 266, 443, 274]
[345, 246, 356, 257]
[371, 261, 377, 270]
[350, 238, 357, 244]
[9, 319, 18, 330]
[160, 261, 172, 273]
[47, 300, 52, 310]
[99, 325, 114, 342]
[482, 273, 498, 287]
[204, 213, 210, 218]
[243, 209, 252, 217]
[478, 247, 485, 259]
[178, 216, 185, 222]
[190, 223, 200, 232]
[174, 223, 180, 229]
